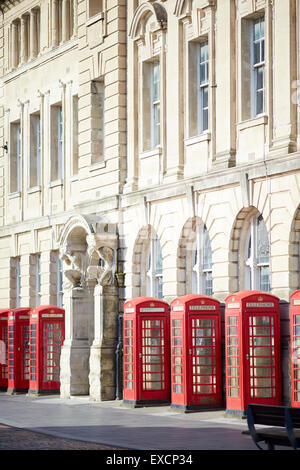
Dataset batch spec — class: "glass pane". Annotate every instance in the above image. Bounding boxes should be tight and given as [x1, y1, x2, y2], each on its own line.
[200, 41, 208, 62]
[257, 216, 269, 264]
[152, 63, 160, 102]
[203, 226, 212, 269]
[256, 66, 264, 90]
[254, 19, 261, 41]
[202, 109, 208, 133]
[254, 41, 260, 65]
[256, 89, 264, 115]
[259, 266, 271, 292]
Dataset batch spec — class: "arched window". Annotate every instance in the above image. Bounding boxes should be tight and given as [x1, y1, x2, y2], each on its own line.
[191, 224, 213, 296]
[244, 214, 270, 292]
[146, 235, 163, 299]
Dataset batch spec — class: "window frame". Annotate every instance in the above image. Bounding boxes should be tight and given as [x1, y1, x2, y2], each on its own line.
[150, 61, 161, 149]
[198, 40, 209, 134]
[29, 112, 41, 188]
[146, 235, 163, 299]
[191, 224, 213, 296]
[57, 256, 63, 307]
[244, 214, 271, 292]
[251, 15, 265, 117]
[35, 254, 41, 306]
[50, 103, 63, 181]
[16, 258, 21, 308]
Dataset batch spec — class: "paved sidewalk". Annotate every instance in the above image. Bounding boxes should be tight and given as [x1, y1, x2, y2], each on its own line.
[0, 392, 261, 450]
[0, 393, 256, 450]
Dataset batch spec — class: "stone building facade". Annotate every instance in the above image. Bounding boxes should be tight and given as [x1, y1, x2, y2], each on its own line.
[0, 0, 300, 404]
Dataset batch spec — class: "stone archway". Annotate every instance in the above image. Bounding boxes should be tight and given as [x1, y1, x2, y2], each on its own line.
[58, 214, 118, 400]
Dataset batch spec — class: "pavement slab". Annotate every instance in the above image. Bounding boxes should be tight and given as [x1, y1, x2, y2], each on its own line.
[0, 393, 259, 450]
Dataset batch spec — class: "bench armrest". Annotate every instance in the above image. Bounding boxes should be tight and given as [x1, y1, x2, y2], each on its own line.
[247, 405, 265, 450]
[285, 408, 298, 450]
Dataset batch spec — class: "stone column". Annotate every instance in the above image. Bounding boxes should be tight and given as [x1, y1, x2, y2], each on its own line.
[213, 0, 236, 169]
[60, 287, 93, 397]
[72, 0, 78, 38]
[11, 21, 18, 69]
[89, 284, 119, 401]
[164, 13, 184, 183]
[20, 16, 28, 65]
[86, 230, 119, 401]
[51, 0, 59, 48]
[270, 0, 297, 155]
[29, 9, 38, 60]
[61, 0, 70, 43]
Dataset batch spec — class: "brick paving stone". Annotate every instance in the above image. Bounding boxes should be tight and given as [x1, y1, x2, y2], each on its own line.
[0, 423, 126, 450]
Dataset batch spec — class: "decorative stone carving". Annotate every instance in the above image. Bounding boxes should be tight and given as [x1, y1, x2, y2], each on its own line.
[60, 245, 89, 289]
[86, 233, 117, 286]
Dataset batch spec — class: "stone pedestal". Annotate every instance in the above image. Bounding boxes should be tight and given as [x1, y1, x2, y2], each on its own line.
[60, 287, 93, 397]
[89, 284, 118, 401]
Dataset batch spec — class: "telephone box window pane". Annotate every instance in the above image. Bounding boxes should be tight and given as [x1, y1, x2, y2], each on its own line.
[141, 319, 165, 391]
[171, 319, 183, 393]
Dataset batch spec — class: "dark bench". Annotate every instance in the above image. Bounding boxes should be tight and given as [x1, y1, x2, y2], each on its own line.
[245, 404, 300, 450]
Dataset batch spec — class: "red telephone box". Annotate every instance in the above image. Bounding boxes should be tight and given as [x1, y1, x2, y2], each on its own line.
[225, 291, 281, 415]
[290, 290, 300, 408]
[170, 295, 222, 411]
[7, 308, 30, 394]
[28, 305, 65, 395]
[123, 297, 170, 406]
[0, 309, 10, 390]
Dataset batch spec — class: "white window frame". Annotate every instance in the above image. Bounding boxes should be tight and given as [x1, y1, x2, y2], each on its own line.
[10, 122, 22, 194]
[146, 236, 163, 299]
[198, 40, 209, 134]
[57, 257, 63, 307]
[252, 16, 265, 117]
[245, 214, 271, 292]
[150, 61, 160, 149]
[191, 224, 213, 296]
[16, 258, 21, 308]
[30, 113, 41, 187]
[35, 254, 41, 306]
[57, 105, 63, 179]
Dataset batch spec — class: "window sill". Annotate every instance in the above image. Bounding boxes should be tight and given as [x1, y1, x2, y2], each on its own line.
[49, 179, 63, 188]
[8, 191, 21, 200]
[86, 12, 104, 27]
[185, 132, 211, 147]
[89, 161, 106, 172]
[139, 146, 162, 160]
[238, 114, 268, 131]
[27, 185, 41, 194]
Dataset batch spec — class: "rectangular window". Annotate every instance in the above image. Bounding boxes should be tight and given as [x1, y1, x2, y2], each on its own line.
[57, 257, 63, 307]
[16, 258, 21, 308]
[30, 113, 41, 187]
[198, 41, 209, 133]
[91, 80, 105, 165]
[151, 62, 160, 148]
[252, 16, 265, 116]
[188, 40, 209, 137]
[89, 0, 103, 18]
[142, 60, 161, 152]
[50, 105, 63, 181]
[72, 95, 78, 175]
[9, 122, 22, 193]
[35, 255, 41, 306]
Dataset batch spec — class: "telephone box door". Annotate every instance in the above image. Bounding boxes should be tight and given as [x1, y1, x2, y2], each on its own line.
[187, 314, 221, 405]
[290, 291, 300, 408]
[244, 312, 280, 405]
[42, 320, 64, 389]
[137, 315, 169, 402]
[0, 311, 9, 390]
[7, 309, 30, 393]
